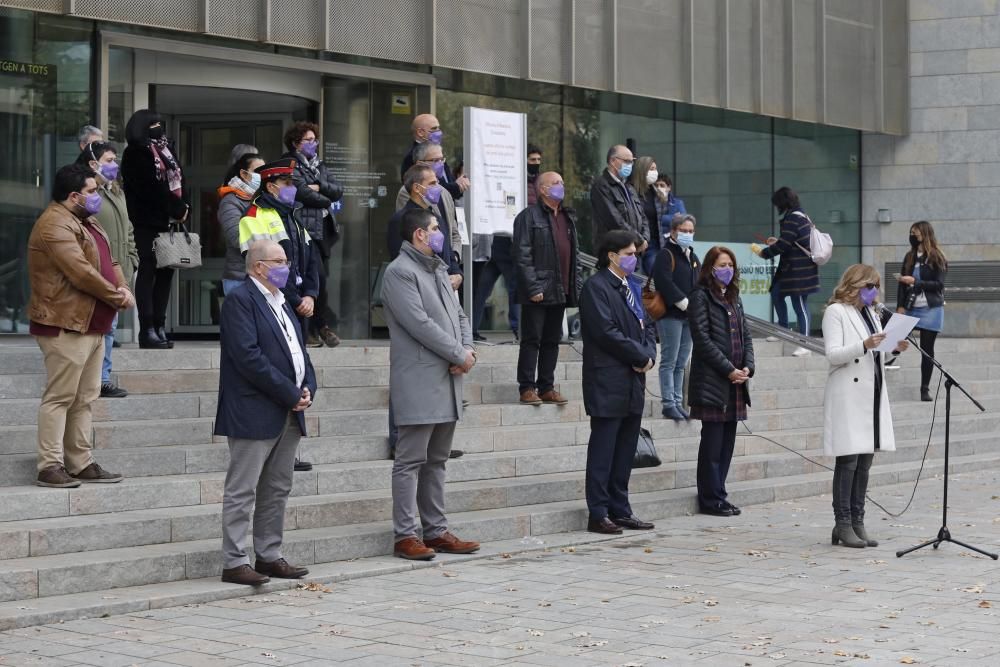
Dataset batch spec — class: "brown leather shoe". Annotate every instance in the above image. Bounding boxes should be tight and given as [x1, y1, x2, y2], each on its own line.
[254, 557, 308, 579]
[222, 564, 270, 586]
[539, 390, 568, 406]
[71, 462, 123, 484]
[424, 531, 480, 554]
[519, 389, 543, 406]
[394, 536, 436, 560]
[319, 326, 341, 348]
[36, 465, 81, 488]
[587, 517, 623, 534]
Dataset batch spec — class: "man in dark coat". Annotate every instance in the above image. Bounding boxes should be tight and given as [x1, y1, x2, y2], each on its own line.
[388, 165, 463, 285]
[512, 171, 581, 406]
[578, 229, 658, 535]
[588, 145, 649, 252]
[399, 113, 470, 202]
[216, 239, 316, 586]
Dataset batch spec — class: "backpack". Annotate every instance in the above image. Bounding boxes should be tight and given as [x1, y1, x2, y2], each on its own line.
[788, 211, 833, 266]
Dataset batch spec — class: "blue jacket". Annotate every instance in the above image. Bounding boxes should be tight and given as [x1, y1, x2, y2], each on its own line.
[214, 279, 317, 440]
[579, 269, 658, 418]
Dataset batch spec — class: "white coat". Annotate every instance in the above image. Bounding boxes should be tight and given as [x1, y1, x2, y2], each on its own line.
[822, 302, 896, 457]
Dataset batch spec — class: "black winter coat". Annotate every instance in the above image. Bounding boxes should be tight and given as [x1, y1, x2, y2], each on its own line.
[121, 142, 189, 230]
[652, 241, 700, 321]
[579, 270, 658, 418]
[282, 150, 343, 253]
[641, 187, 661, 251]
[254, 193, 320, 309]
[589, 169, 649, 249]
[758, 209, 820, 295]
[897, 252, 947, 309]
[687, 286, 755, 412]
[512, 202, 582, 307]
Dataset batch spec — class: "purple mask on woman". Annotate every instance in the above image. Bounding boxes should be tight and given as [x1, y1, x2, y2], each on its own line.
[860, 286, 879, 306]
[713, 267, 735, 286]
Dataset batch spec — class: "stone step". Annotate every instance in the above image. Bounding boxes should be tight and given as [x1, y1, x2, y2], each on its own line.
[0, 448, 995, 615]
[0, 427, 992, 560]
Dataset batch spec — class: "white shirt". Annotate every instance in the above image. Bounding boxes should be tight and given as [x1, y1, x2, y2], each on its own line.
[250, 277, 306, 388]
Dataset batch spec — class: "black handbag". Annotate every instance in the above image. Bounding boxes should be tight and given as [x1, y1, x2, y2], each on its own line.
[633, 427, 662, 468]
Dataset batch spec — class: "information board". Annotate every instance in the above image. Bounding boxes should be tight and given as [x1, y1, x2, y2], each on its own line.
[462, 107, 527, 237]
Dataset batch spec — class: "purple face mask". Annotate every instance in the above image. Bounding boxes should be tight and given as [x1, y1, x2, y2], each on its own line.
[422, 183, 443, 206]
[860, 286, 879, 306]
[266, 264, 290, 289]
[429, 160, 446, 180]
[300, 140, 318, 158]
[427, 229, 446, 254]
[78, 192, 102, 216]
[713, 267, 735, 286]
[617, 254, 638, 276]
[277, 184, 297, 206]
[99, 162, 119, 182]
[546, 183, 565, 202]
[427, 129, 444, 144]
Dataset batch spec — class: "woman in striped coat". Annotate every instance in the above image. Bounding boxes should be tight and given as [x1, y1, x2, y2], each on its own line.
[757, 187, 820, 354]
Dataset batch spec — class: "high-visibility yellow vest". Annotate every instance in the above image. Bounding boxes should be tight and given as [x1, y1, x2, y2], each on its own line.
[238, 204, 289, 252]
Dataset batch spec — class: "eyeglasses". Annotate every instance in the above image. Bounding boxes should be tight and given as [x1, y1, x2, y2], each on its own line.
[260, 258, 291, 266]
[421, 156, 446, 163]
[613, 155, 634, 165]
[864, 282, 881, 290]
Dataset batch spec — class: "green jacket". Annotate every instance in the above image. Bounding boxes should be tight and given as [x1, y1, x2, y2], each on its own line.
[94, 182, 139, 285]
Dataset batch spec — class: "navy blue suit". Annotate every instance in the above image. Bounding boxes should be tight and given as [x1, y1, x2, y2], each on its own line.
[215, 279, 317, 440]
[579, 268, 658, 521]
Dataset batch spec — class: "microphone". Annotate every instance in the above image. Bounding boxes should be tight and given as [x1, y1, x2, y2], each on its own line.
[874, 302, 892, 318]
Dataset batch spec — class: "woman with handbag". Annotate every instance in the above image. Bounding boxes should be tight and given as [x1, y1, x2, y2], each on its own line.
[896, 221, 947, 402]
[121, 109, 189, 349]
[687, 246, 754, 517]
[824, 265, 907, 548]
[651, 213, 699, 421]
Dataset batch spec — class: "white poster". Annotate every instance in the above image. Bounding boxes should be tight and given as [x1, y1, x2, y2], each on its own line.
[463, 107, 527, 236]
[690, 240, 777, 320]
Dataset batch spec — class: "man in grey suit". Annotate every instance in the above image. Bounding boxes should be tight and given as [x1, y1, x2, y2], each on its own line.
[381, 207, 480, 561]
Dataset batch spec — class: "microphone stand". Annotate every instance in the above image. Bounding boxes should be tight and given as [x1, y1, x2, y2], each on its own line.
[894, 331, 995, 559]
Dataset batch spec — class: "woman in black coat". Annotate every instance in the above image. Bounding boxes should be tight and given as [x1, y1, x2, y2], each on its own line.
[121, 109, 189, 349]
[688, 245, 755, 517]
[282, 121, 344, 347]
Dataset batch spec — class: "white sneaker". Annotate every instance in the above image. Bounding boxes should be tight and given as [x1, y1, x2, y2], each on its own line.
[792, 346, 811, 357]
[765, 336, 779, 342]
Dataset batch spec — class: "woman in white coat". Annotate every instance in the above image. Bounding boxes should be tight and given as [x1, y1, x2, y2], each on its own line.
[823, 264, 908, 548]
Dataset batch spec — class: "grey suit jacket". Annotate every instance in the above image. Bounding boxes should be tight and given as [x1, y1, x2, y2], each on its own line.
[381, 241, 473, 426]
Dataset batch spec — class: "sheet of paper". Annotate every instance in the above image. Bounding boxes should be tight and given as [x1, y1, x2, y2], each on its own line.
[876, 312, 920, 353]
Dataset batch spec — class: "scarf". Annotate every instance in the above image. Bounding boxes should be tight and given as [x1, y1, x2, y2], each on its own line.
[227, 175, 257, 199]
[150, 137, 184, 199]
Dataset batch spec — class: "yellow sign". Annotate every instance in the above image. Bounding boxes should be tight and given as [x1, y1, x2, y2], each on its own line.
[391, 93, 411, 115]
[0, 60, 52, 77]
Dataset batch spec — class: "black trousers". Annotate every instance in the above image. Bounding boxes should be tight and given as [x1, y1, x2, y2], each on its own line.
[832, 453, 873, 522]
[696, 421, 738, 510]
[472, 236, 520, 335]
[918, 329, 938, 389]
[133, 225, 174, 331]
[585, 414, 642, 520]
[516, 303, 564, 394]
[309, 252, 332, 334]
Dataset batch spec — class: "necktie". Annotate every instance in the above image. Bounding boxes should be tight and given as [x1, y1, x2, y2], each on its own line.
[621, 281, 641, 324]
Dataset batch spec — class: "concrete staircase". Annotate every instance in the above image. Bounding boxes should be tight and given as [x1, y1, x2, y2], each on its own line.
[0, 336, 997, 629]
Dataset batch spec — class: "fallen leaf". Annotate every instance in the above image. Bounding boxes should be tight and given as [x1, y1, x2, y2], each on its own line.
[823, 638, 839, 644]
[528, 629, 544, 637]
[505, 587, 517, 592]
[704, 599, 719, 607]
[704, 545, 719, 552]
[500, 553, 512, 559]
[297, 582, 333, 593]
[952, 648, 969, 653]
[572, 631, 590, 638]
[702, 616, 721, 622]
[644, 547, 653, 553]
[581, 640, 608, 647]
[979, 600, 992, 608]
[854, 653, 870, 659]
[681, 596, 697, 604]
[961, 584, 984, 593]
[538, 601, 551, 607]
[745, 550, 769, 558]
[900, 658, 918, 664]
[855, 587, 867, 593]
[769, 653, 785, 660]
[867, 559, 888, 565]
[442, 571, 458, 578]
[261, 652, 275, 658]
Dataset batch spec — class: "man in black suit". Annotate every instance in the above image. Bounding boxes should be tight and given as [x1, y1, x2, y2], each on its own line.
[578, 229, 658, 534]
[216, 239, 317, 586]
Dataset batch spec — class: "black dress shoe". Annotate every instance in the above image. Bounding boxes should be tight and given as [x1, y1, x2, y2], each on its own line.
[587, 517, 623, 534]
[254, 557, 308, 579]
[699, 505, 734, 517]
[473, 333, 487, 342]
[156, 326, 174, 349]
[222, 564, 269, 586]
[100, 382, 128, 398]
[449, 449, 464, 459]
[138, 328, 170, 349]
[112, 339, 121, 348]
[611, 515, 655, 530]
[724, 502, 742, 516]
[294, 458, 313, 472]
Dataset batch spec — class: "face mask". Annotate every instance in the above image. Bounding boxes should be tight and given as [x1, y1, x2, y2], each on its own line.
[616, 253, 637, 276]
[422, 183, 443, 206]
[277, 184, 297, 206]
[99, 162, 119, 182]
[675, 231, 694, 248]
[860, 286, 879, 306]
[428, 130, 443, 144]
[618, 161, 633, 179]
[265, 264, 290, 289]
[655, 186, 669, 200]
[76, 192, 102, 216]
[713, 267, 735, 286]
[246, 172, 261, 190]
[429, 160, 446, 180]
[427, 229, 446, 254]
[300, 140, 318, 158]
[546, 183, 565, 202]
[646, 169, 659, 185]
[148, 125, 164, 140]
[909, 234, 920, 248]
[527, 163, 540, 176]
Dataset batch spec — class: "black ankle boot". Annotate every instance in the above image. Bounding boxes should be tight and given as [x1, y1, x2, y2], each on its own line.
[920, 386, 932, 402]
[156, 326, 175, 349]
[139, 328, 170, 350]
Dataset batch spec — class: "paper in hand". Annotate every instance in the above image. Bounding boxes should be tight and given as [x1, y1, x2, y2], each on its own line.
[876, 313, 920, 353]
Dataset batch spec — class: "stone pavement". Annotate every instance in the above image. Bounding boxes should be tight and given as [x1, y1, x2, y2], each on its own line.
[2, 468, 999, 667]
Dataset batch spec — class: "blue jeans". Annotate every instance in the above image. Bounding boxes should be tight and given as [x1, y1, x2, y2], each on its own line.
[222, 279, 243, 296]
[772, 291, 810, 335]
[640, 250, 657, 277]
[656, 317, 692, 410]
[102, 312, 119, 384]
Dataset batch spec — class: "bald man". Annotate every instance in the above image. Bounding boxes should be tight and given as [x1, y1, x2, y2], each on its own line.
[216, 239, 317, 586]
[589, 144, 649, 252]
[511, 171, 582, 406]
[400, 113, 470, 200]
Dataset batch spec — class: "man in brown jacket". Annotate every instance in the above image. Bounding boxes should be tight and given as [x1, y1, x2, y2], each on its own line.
[27, 164, 135, 488]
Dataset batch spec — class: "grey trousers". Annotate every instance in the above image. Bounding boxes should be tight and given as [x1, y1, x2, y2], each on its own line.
[392, 421, 456, 541]
[222, 413, 301, 569]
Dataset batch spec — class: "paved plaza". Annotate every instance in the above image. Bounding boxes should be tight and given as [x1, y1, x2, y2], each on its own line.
[2, 467, 999, 667]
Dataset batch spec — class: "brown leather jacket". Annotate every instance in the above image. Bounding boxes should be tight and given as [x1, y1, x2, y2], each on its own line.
[28, 202, 128, 333]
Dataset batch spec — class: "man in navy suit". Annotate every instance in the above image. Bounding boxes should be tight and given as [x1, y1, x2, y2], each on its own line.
[217, 239, 317, 586]
[579, 229, 658, 535]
